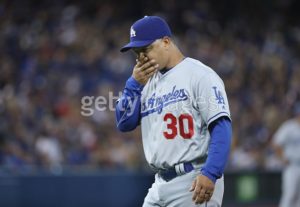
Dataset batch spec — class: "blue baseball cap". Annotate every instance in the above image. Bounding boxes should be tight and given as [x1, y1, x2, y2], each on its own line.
[120, 16, 172, 52]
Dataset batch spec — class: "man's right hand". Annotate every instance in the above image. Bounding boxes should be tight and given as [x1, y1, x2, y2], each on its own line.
[132, 53, 159, 85]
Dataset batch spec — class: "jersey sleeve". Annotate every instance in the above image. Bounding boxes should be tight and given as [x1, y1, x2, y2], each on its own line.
[201, 117, 232, 183]
[196, 72, 231, 126]
[115, 77, 143, 132]
[273, 122, 289, 146]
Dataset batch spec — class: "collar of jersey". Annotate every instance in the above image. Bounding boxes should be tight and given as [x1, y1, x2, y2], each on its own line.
[159, 57, 187, 75]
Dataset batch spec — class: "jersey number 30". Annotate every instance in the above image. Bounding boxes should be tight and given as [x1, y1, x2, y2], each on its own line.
[163, 113, 194, 139]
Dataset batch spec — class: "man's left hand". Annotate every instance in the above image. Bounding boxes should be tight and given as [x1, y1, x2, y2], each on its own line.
[189, 175, 215, 204]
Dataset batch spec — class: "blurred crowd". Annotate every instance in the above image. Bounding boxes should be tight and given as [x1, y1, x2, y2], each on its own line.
[0, 0, 299, 174]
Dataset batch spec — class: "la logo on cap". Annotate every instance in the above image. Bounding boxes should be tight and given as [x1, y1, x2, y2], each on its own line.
[130, 26, 136, 37]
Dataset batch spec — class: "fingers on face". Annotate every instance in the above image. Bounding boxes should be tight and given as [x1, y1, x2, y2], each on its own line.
[134, 58, 158, 83]
[135, 54, 148, 66]
[136, 52, 147, 63]
[142, 55, 147, 63]
[146, 68, 157, 77]
[139, 64, 158, 79]
[140, 59, 156, 70]
[140, 62, 151, 70]
[139, 52, 145, 60]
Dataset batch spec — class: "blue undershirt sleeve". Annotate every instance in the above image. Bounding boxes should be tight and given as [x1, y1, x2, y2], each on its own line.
[115, 77, 144, 132]
[201, 116, 232, 183]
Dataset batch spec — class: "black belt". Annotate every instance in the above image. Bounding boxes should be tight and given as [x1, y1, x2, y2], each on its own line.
[158, 162, 195, 182]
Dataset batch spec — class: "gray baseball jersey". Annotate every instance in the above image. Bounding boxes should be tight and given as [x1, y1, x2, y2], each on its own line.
[140, 57, 231, 170]
[273, 119, 300, 207]
[274, 119, 300, 163]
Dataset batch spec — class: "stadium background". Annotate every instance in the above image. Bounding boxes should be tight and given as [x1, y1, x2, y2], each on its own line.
[0, 0, 299, 206]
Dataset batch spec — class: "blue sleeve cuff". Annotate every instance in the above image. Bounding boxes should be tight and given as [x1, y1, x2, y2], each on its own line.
[126, 76, 144, 91]
[201, 116, 232, 183]
[201, 170, 218, 183]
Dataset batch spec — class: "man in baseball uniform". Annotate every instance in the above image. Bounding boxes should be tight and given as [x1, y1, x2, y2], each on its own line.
[273, 103, 300, 207]
[116, 16, 232, 207]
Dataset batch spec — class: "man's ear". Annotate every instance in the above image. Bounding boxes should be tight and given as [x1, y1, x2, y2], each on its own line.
[162, 36, 171, 48]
